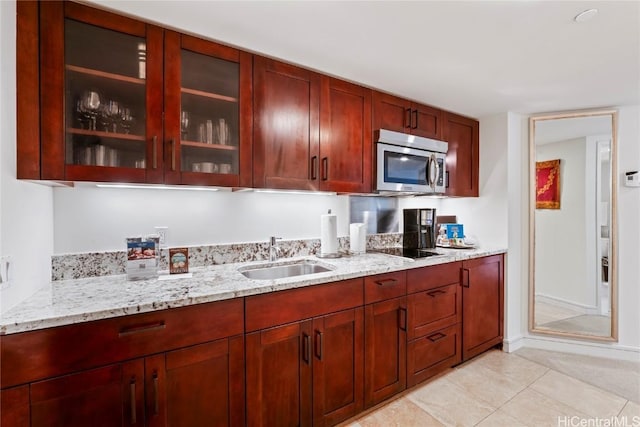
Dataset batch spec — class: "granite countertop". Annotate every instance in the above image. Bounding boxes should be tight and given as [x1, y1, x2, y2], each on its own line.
[0, 247, 506, 335]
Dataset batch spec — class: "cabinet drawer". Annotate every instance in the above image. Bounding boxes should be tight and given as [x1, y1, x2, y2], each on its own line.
[245, 278, 363, 332]
[407, 323, 461, 387]
[364, 271, 406, 304]
[406, 261, 461, 294]
[407, 283, 461, 340]
[0, 298, 244, 388]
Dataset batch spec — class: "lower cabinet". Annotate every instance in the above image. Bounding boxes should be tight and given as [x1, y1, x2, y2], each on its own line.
[1, 256, 504, 427]
[30, 360, 145, 427]
[364, 296, 407, 408]
[406, 262, 463, 387]
[461, 254, 505, 361]
[245, 307, 364, 427]
[27, 335, 245, 427]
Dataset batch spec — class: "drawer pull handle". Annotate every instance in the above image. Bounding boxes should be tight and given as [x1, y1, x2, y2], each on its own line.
[153, 372, 159, 415]
[130, 377, 137, 424]
[427, 289, 446, 297]
[315, 330, 324, 360]
[303, 333, 311, 365]
[119, 322, 166, 337]
[375, 278, 398, 286]
[398, 307, 407, 331]
[427, 332, 447, 342]
[462, 268, 470, 288]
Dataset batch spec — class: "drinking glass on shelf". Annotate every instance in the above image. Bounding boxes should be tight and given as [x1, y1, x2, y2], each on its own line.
[81, 91, 101, 131]
[75, 99, 90, 129]
[106, 100, 121, 133]
[120, 108, 134, 134]
[180, 111, 190, 140]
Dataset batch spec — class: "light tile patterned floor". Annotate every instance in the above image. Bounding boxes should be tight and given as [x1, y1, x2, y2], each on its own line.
[339, 349, 640, 427]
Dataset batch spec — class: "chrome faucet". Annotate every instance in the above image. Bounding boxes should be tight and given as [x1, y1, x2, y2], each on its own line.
[269, 236, 282, 262]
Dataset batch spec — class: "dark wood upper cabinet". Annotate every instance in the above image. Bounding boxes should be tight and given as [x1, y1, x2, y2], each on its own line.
[372, 91, 443, 140]
[253, 56, 321, 190]
[163, 32, 252, 187]
[461, 254, 504, 361]
[443, 111, 480, 197]
[20, 1, 478, 194]
[38, 1, 163, 183]
[21, 1, 251, 186]
[253, 57, 372, 192]
[319, 77, 372, 193]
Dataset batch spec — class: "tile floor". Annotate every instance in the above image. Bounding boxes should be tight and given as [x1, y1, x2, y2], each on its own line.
[339, 349, 640, 427]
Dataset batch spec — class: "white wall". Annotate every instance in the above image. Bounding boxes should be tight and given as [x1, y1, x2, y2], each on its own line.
[0, 1, 54, 314]
[53, 185, 349, 253]
[535, 137, 593, 307]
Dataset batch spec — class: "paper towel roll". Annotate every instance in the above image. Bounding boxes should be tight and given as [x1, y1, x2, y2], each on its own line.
[350, 223, 366, 254]
[321, 213, 338, 256]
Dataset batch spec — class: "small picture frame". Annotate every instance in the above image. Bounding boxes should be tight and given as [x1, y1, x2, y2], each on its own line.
[169, 248, 189, 274]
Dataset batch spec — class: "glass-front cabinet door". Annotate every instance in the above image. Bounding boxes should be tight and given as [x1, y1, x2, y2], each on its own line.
[164, 32, 252, 187]
[40, 2, 163, 183]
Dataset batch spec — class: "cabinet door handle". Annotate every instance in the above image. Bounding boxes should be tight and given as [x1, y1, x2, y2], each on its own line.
[405, 108, 412, 128]
[321, 157, 328, 181]
[412, 109, 418, 129]
[315, 330, 323, 360]
[303, 333, 311, 365]
[311, 156, 318, 180]
[375, 278, 398, 286]
[462, 268, 470, 288]
[426, 289, 446, 297]
[170, 138, 176, 171]
[153, 372, 159, 415]
[152, 136, 158, 169]
[118, 321, 166, 337]
[427, 332, 447, 342]
[129, 377, 137, 425]
[398, 307, 407, 331]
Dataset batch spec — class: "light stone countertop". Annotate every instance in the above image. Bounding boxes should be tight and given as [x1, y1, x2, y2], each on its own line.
[0, 247, 506, 335]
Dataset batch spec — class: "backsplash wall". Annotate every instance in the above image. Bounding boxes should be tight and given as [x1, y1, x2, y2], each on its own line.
[53, 185, 350, 254]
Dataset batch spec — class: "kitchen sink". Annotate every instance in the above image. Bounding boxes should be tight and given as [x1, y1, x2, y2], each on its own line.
[238, 260, 335, 280]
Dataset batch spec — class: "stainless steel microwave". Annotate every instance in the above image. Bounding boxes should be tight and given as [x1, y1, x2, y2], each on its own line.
[375, 129, 448, 194]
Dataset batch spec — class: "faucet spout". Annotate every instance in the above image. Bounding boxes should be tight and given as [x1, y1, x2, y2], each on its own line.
[269, 236, 282, 262]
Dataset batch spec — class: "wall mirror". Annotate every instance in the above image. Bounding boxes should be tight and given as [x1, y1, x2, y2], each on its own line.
[529, 109, 617, 341]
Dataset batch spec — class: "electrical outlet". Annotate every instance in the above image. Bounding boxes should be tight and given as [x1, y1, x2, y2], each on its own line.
[0, 256, 12, 290]
[154, 226, 168, 247]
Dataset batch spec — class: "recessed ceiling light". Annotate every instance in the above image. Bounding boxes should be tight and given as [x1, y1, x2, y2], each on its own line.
[574, 8, 598, 23]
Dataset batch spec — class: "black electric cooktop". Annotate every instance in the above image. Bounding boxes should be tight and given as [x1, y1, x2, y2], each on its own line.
[371, 247, 441, 259]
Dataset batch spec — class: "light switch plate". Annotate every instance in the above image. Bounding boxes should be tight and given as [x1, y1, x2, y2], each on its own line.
[154, 226, 168, 247]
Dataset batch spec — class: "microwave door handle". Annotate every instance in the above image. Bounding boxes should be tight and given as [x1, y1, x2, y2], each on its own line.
[428, 155, 437, 189]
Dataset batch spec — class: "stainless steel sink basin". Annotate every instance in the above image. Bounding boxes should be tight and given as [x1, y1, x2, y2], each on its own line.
[239, 260, 334, 280]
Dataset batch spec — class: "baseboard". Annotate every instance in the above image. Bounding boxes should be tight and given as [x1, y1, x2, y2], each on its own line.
[522, 335, 640, 362]
[502, 335, 524, 353]
[535, 293, 599, 315]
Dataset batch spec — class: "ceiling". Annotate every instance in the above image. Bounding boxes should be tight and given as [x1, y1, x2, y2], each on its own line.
[534, 114, 612, 145]
[90, 0, 640, 119]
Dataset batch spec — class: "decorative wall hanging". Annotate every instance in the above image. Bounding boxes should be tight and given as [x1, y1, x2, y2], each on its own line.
[536, 159, 561, 209]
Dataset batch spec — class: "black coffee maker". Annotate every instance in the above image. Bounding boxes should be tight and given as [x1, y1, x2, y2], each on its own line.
[403, 208, 437, 250]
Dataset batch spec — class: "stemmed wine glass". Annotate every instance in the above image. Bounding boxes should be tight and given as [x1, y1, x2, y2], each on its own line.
[105, 100, 121, 133]
[120, 108, 134, 134]
[180, 111, 190, 140]
[80, 91, 101, 131]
